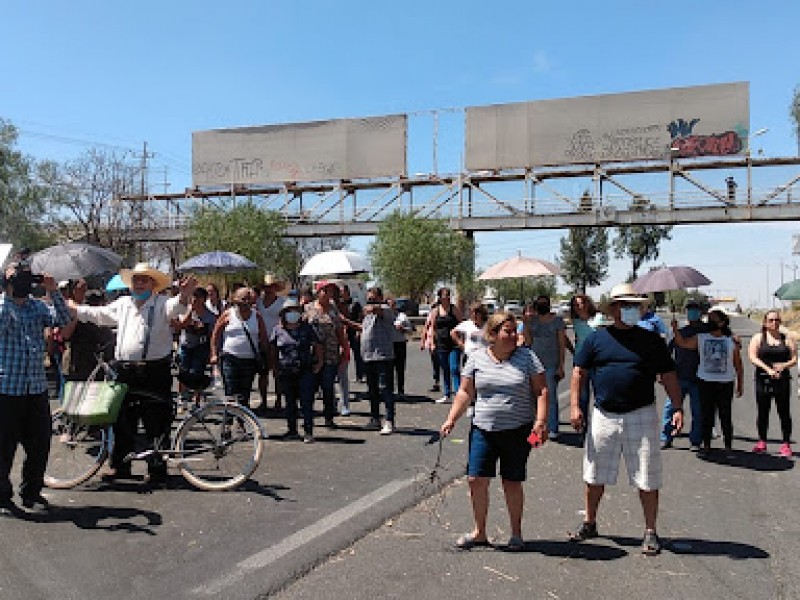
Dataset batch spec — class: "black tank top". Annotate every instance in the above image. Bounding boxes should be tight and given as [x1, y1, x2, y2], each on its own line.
[757, 332, 791, 379]
[434, 305, 458, 351]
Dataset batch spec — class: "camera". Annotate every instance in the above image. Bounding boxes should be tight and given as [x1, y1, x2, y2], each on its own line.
[4, 258, 45, 298]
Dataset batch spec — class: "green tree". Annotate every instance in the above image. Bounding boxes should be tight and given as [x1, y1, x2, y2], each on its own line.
[484, 276, 556, 304]
[369, 211, 475, 301]
[0, 119, 54, 250]
[559, 193, 609, 293]
[613, 196, 673, 281]
[791, 85, 800, 156]
[38, 148, 141, 251]
[186, 201, 297, 277]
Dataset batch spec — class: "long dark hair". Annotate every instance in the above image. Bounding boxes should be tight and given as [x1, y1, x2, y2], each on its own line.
[570, 294, 597, 320]
[708, 309, 732, 337]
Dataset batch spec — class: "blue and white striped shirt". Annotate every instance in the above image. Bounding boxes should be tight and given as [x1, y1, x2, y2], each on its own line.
[464, 347, 545, 431]
[0, 292, 72, 395]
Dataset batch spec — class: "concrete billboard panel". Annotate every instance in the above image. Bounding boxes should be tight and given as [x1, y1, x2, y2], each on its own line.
[192, 115, 407, 186]
[466, 82, 749, 169]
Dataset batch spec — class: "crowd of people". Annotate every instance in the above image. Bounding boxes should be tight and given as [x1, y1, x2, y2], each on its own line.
[0, 254, 797, 558]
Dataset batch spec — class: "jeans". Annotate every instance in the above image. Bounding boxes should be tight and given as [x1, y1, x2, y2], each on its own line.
[280, 371, 317, 434]
[316, 363, 338, 421]
[364, 359, 395, 423]
[436, 348, 462, 398]
[221, 354, 258, 405]
[662, 377, 701, 446]
[541, 365, 560, 434]
[337, 360, 350, 412]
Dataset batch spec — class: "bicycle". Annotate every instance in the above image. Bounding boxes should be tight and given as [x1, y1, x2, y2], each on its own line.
[45, 358, 266, 492]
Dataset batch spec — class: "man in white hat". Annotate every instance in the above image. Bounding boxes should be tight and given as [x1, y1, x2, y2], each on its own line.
[68, 262, 197, 485]
[567, 283, 683, 556]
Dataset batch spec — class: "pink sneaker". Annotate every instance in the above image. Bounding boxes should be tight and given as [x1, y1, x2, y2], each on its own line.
[779, 443, 793, 458]
[752, 440, 767, 454]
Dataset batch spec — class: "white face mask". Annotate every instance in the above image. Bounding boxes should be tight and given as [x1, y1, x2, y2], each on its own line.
[620, 306, 641, 326]
[285, 311, 301, 324]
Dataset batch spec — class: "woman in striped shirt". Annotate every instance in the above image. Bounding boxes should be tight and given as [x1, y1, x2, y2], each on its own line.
[441, 311, 548, 551]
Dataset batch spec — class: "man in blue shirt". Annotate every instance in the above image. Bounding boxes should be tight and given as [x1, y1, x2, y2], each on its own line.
[568, 283, 683, 556]
[0, 260, 72, 515]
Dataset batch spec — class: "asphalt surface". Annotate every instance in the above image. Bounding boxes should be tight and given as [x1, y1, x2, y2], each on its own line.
[3, 316, 800, 600]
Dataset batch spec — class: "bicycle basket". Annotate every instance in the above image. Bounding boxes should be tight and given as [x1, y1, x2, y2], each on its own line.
[62, 362, 128, 426]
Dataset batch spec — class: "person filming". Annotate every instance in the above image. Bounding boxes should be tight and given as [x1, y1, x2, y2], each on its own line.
[0, 257, 72, 514]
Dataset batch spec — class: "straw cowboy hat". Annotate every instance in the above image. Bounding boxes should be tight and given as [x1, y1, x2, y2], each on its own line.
[607, 283, 648, 304]
[263, 272, 287, 292]
[119, 262, 172, 293]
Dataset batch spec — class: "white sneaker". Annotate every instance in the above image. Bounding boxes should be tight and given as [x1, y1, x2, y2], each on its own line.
[435, 395, 450, 404]
[340, 407, 351, 417]
[380, 422, 394, 435]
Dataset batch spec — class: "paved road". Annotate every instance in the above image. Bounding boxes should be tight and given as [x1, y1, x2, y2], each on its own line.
[3, 317, 799, 599]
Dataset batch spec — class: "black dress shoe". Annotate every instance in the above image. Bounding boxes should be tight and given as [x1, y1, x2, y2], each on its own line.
[21, 494, 51, 512]
[0, 499, 16, 517]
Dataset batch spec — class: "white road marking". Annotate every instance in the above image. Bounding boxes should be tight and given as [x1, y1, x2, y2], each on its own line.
[193, 477, 410, 596]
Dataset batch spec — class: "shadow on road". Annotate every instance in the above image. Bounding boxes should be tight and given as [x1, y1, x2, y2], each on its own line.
[697, 449, 794, 472]
[502, 539, 628, 560]
[609, 535, 769, 559]
[14, 504, 163, 534]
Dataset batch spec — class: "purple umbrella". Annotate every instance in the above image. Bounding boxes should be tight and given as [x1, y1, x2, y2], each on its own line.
[632, 266, 712, 294]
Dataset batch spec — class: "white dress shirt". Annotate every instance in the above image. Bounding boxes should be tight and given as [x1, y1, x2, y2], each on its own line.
[76, 293, 187, 361]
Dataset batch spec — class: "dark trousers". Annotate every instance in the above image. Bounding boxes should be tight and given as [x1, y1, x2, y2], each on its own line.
[0, 392, 51, 503]
[316, 363, 338, 421]
[393, 341, 407, 394]
[755, 376, 792, 442]
[699, 380, 734, 447]
[113, 361, 173, 473]
[365, 359, 395, 423]
[348, 330, 364, 381]
[280, 371, 316, 434]
[430, 350, 440, 383]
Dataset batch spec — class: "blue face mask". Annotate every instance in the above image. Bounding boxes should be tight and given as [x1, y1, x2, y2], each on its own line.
[686, 308, 701, 321]
[131, 290, 152, 302]
[620, 306, 641, 326]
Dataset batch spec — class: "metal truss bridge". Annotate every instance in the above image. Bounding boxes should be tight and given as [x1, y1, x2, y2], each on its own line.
[120, 155, 800, 242]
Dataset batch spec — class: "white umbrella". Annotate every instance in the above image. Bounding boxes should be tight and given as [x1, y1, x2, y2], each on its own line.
[478, 254, 561, 280]
[299, 250, 371, 277]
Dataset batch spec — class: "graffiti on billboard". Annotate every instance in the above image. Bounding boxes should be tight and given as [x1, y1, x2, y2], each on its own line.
[667, 118, 743, 158]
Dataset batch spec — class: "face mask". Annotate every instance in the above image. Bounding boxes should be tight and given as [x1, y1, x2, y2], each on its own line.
[535, 304, 550, 315]
[686, 308, 701, 321]
[131, 290, 152, 302]
[285, 311, 301, 324]
[708, 320, 721, 331]
[620, 306, 641, 326]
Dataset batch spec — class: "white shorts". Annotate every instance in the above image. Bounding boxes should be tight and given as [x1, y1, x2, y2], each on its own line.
[583, 403, 662, 491]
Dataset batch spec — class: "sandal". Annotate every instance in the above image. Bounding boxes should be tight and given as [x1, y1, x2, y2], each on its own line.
[455, 533, 492, 550]
[642, 530, 661, 556]
[507, 536, 524, 551]
[568, 521, 598, 542]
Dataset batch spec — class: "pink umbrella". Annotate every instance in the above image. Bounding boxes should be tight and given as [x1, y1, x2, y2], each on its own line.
[478, 254, 561, 281]
[632, 265, 711, 294]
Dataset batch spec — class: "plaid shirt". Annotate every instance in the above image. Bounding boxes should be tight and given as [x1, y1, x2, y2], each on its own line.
[0, 292, 72, 395]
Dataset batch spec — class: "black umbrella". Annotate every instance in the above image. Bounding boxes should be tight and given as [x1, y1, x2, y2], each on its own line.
[30, 243, 123, 281]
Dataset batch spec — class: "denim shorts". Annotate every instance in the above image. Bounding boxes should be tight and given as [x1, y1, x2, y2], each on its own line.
[467, 422, 533, 481]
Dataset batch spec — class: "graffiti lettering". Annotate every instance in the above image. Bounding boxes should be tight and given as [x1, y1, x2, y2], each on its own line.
[671, 131, 742, 158]
[667, 118, 700, 139]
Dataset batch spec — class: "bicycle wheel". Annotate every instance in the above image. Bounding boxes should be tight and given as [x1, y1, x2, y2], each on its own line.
[45, 410, 109, 489]
[174, 402, 264, 491]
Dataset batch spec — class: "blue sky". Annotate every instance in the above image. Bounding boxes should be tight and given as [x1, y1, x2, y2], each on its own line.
[3, 1, 800, 307]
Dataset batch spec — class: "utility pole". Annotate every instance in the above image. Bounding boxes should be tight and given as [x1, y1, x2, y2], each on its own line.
[134, 142, 154, 261]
